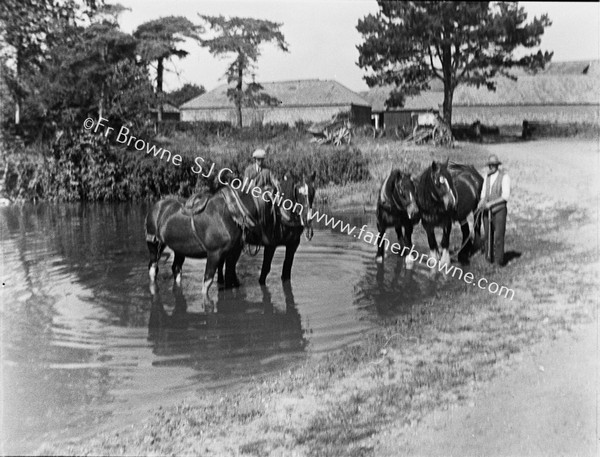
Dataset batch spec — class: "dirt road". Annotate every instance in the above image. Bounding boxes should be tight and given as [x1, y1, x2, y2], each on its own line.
[380, 139, 599, 457]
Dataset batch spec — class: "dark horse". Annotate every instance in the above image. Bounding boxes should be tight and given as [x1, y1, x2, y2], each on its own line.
[145, 183, 274, 303]
[375, 169, 420, 264]
[218, 172, 316, 285]
[415, 160, 483, 267]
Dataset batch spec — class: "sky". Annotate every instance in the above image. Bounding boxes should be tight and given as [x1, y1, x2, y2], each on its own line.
[116, 1, 600, 94]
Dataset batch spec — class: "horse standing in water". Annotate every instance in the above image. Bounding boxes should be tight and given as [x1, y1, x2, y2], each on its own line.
[415, 160, 483, 267]
[219, 172, 315, 285]
[145, 182, 275, 304]
[375, 169, 420, 264]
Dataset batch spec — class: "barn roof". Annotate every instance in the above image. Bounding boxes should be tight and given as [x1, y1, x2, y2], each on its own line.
[180, 79, 371, 110]
[363, 60, 600, 111]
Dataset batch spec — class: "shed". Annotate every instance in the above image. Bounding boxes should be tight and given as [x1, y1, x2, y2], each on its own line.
[362, 60, 600, 129]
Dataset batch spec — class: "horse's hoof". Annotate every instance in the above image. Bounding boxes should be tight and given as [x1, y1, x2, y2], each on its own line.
[376, 255, 383, 264]
[440, 249, 451, 268]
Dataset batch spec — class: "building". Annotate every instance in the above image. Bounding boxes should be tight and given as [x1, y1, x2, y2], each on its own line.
[361, 84, 443, 135]
[179, 79, 372, 127]
[149, 103, 181, 122]
[363, 60, 600, 129]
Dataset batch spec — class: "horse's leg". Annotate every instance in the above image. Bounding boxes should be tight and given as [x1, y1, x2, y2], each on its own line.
[201, 250, 223, 310]
[424, 223, 439, 261]
[172, 252, 185, 286]
[147, 241, 165, 282]
[217, 258, 225, 285]
[439, 219, 452, 267]
[224, 242, 243, 288]
[457, 219, 471, 264]
[281, 237, 300, 282]
[400, 222, 415, 268]
[376, 215, 387, 263]
[259, 245, 276, 285]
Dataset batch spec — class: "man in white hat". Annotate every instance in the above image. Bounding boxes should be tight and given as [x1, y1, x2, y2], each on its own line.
[244, 148, 279, 191]
[478, 154, 510, 265]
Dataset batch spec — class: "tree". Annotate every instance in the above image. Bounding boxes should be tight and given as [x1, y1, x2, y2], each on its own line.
[4, 3, 152, 140]
[0, 0, 89, 126]
[357, 2, 552, 126]
[200, 15, 288, 128]
[166, 83, 206, 107]
[134, 16, 202, 121]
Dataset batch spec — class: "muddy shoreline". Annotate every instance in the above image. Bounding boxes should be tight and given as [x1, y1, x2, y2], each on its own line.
[35, 139, 598, 456]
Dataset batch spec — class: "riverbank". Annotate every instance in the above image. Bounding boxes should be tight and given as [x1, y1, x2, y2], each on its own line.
[37, 138, 598, 456]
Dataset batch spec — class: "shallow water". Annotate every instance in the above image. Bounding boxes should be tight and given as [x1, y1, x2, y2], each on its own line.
[0, 203, 443, 453]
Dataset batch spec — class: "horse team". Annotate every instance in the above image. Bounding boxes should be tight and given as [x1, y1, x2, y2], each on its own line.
[145, 159, 483, 305]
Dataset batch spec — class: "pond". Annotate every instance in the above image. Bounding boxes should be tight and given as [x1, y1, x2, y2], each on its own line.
[1, 202, 445, 454]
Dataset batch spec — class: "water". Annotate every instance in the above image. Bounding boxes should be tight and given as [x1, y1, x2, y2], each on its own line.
[0, 203, 444, 453]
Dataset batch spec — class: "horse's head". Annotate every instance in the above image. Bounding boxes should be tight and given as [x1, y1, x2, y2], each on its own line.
[429, 160, 457, 210]
[280, 171, 315, 240]
[391, 171, 419, 220]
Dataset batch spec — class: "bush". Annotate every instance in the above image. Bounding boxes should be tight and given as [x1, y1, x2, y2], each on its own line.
[2, 128, 371, 202]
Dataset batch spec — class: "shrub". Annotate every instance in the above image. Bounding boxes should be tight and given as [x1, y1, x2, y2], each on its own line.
[2, 128, 371, 202]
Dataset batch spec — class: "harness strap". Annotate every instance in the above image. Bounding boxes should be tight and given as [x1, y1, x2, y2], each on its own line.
[190, 214, 207, 251]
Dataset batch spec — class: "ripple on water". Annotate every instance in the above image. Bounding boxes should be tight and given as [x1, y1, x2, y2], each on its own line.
[1, 203, 445, 454]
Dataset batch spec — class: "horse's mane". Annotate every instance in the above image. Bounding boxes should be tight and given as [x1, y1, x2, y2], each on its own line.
[416, 163, 451, 215]
[416, 166, 436, 213]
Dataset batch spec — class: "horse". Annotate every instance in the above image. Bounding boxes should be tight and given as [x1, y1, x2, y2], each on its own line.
[375, 169, 420, 264]
[218, 171, 316, 285]
[448, 162, 484, 262]
[145, 181, 275, 304]
[415, 160, 483, 267]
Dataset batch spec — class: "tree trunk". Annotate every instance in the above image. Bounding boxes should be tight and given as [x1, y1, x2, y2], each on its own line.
[442, 83, 453, 127]
[14, 99, 20, 126]
[441, 44, 453, 127]
[15, 47, 21, 126]
[235, 60, 243, 129]
[157, 57, 164, 123]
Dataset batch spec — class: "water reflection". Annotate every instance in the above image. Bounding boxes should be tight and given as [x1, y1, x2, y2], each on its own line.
[147, 283, 307, 374]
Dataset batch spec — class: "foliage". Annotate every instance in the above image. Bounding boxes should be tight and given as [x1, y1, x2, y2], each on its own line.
[0, 0, 94, 126]
[3, 128, 371, 202]
[200, 15, 288, 128]
[357, 1, 553, 125]
[166, 83, 206, 107]
[133, 16, 203, 114]
[1, 2, 154, 141]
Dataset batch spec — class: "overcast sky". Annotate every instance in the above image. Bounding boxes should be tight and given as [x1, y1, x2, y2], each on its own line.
[116, 1, 600, 93]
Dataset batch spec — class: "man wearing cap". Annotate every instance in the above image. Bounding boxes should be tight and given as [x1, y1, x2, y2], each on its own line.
[244, 148, 279, 192]
[478, 154, 510, 266]
[243, 149, 280, 241]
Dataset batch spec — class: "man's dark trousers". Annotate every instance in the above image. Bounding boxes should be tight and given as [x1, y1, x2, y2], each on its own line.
[483, 204, 507, 266]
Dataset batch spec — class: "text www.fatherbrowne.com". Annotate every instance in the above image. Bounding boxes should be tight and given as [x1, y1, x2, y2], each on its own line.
[306, 209, 515, 301]
[82, 116, 514, 301]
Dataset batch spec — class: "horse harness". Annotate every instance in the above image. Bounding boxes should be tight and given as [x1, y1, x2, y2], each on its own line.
[219, 186, 263, 256]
